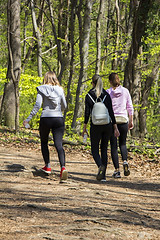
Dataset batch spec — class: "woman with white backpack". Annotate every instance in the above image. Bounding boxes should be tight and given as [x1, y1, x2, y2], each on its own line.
[82, 74, 119, 181]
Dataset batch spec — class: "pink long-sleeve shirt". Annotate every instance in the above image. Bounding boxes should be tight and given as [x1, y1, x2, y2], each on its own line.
[106, 85, 134, 121]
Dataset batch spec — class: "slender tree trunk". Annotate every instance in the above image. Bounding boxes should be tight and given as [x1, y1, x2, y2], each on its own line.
[101, 1, 111, 71]
[30, 0, 42, 77]
[47, 0, 63, 81]
[37, 0, 45, 32]
[112, 0, 120, 70]
[125, 0, 138, 49]
[64, 0, 78, 120]
[22, 39, 34, 73]
[23, 9, 28, 62]
[71, 0, 93, 129]
[95, 0, 104, 74]
[120, 0, 138, 70]
[58, 0, 70, 83]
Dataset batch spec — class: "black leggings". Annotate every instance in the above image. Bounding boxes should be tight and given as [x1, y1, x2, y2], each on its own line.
[110, 123, 128, 169]
[90, 122, 113, 171]
[39, 117, 65, 168]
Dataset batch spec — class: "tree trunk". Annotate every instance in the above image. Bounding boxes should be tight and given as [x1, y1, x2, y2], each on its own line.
[125, 0, 138, 49]
[1, 0, 21, 130]
[124, 0, 152, 136]
[21, 39, 34, 73]
[139, 54, 160, 137]
[64, 0, 78, 120]
[2, 82, 16, 128]
[57, 0, 70, 83]
[22, 8, 28, 63]
[101, 1, 111, 71]
[47, 0, 63, 81]
[30, 0, 42, 77]
[37, 0, 45, 32]
[95, 0, 104, 74]
[71, 0, 93, 129]
[112, 0, 120, 70]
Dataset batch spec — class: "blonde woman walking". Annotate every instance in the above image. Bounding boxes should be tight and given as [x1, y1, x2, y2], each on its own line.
[23, 71, 68, 181]
[82, 74, 119, 181]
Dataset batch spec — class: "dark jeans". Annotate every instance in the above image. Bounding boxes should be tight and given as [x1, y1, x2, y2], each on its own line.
[39, 117, 65, 168]
[90, 122, 113, 173]
[110, 123, 128, 169]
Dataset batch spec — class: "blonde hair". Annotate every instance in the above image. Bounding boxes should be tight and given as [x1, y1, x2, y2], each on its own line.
[92, 74, 103, 98]
[43, 71, 60, 86]
[109, 73, 120, 87]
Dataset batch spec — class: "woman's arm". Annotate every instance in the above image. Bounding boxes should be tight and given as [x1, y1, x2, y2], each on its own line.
[113, 124, 120, 138]
[23, 93, 42, 124]
[128, 115, 134, 129]
[61, 90, 67, 110]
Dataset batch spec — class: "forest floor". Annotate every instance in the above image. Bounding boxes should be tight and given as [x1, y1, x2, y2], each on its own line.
[0, 128, 160, 240]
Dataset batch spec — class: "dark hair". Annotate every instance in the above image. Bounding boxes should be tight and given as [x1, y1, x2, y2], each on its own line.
[109, 73, 120, 87]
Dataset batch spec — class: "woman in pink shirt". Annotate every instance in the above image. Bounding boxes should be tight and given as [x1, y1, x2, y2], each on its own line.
[107, 73, 134, 178]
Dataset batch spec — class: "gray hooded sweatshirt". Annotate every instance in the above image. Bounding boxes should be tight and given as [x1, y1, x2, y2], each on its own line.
[26, 84, 67, 122]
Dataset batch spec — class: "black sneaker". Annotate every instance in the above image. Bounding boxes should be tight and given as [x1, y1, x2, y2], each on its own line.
[123, 161, 130, 176]
[96, 165, 105, 181]
[112, 171, 121, 178]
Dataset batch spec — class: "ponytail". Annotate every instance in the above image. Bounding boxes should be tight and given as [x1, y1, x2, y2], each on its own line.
[92, 74, 103, 98]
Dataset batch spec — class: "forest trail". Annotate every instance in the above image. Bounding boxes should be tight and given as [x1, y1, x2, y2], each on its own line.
[0, 142, 159, 240]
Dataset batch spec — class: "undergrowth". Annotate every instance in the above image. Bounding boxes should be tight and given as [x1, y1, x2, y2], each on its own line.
[0, 126, 159, 160]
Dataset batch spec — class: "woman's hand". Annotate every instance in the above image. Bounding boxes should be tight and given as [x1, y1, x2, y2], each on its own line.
[113, 124, 120, 138]
[23, 120, 28, 127]
[82, 123, 88, 137]
[128, 121, 133, 130]
[128, 115, 134, 130]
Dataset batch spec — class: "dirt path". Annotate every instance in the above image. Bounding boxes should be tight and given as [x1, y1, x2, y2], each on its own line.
[0, 143, 159, 240]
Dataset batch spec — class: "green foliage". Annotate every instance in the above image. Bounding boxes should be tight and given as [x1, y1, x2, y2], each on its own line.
[127, 136, 160, 160]
[0, 68, 43, 129]
[0, 2, 7, 68]
[0, 0, 160, 143]
[146, 82, 160, 142]
[19, 73, 43, 128]
[0, 68, 7, 95]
